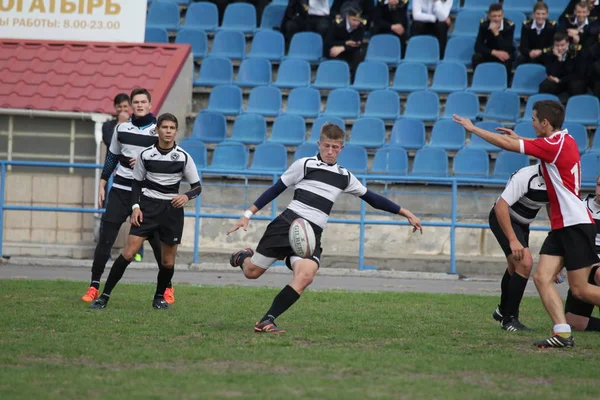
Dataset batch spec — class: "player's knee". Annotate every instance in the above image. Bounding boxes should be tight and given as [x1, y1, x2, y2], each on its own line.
[570, 284, 587, 302]
[519, 258, 533, 277]
[594, 268, 600, 286]
[162, 264, 174, 270]
[122, 247, 138, 261]
[296, 271, 315, 288]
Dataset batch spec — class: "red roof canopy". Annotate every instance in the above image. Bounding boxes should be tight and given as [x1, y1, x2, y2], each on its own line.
[0, 40, 190, 115]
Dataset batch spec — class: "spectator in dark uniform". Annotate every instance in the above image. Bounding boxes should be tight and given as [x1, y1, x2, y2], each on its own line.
[331, 0, 375, 28]
[281, 0, 332, 47]
[518, 2, 557, 65]
[559, 0, 600, 22]
[559, 1, 599, 50]
[325, 3, 366, 80]
[539, 32, 587, 100]
[585, 31, 600, 98]
[472, 3, 515, 76]
[102, 93, 130, 149]
[411, 0, 453, 58]
[372, 0, 409, 57]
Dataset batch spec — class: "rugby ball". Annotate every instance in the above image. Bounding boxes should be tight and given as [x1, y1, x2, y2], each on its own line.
[289, 218, 316, 258]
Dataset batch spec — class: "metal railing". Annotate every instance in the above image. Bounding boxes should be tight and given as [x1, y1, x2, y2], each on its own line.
[2, 160, 590, 274]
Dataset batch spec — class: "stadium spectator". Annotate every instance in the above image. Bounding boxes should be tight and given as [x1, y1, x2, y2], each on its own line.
[281, 0, 332, 47]
[410, 0, 453, 57]
[101, 93, 130, 149]
[517, 2, 557, 65]
[559, 0, 600, 22]
[472, 3, 515, 76]
[559, 1, 599, 49]
[331, 0, 375, 27]
[325, 3, 366, 79]
[585, 31, 600, 97]
[372, 0, 409, 57]
[538, 32, 587, 100]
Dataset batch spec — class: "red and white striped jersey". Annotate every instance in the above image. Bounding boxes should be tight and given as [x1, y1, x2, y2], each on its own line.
[519, 130, 593, 229]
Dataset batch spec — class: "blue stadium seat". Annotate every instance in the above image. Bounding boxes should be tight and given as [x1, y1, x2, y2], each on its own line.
[467, 62, 507, 93]
[294, 142, 319, 160]
[469, 121, 502, 151]
[503, 0, 537, 14]
[430, 61, 468, 93]
[308, 117, 345, 142]
[259, 4, 286, 30]
[563, 122, 588, 154]
[321, 88, 360, 119]
[410, 147, 448, 176]
[390, 62, 428, 92]
[338, 144, 368, 174]
[444, 36, 476, 65]
[220, 3, 256, 33]
[518, 94, 560, 122]
[194, 57, 233, 87]
[581, 152, 600, 184]
[145, 27, 169, 43]
[207, 142, 248, 170]
[403, 91, 439, 121]
[491, 151, 530, 180]
[362, 90, 400, 120]
[451, 11, 485, 38]
[507, 64, 547, 95]
[286, 32, 323, 63]
[370, 146, 409, 175]
[285, 87, 321, 118]
[390, 118, 426, 150]
[453, 148, 489, 177]
[349, 118, 386, 148]
[351, 61, 389, 91]
[235, 58, 271, 87]
[402, 36, 440, 66]
[365, 34, 401, 65]
[249, 143, 287, 172]
[514, 122, 537, 139]
[440, 91, 480, 120]
[205, 84, 242, 115]
[228, 113, 267, 144]
[545, 0, 571, 15]
[147, 1, 180, 31]
[462, 0, 495, 12]
[312, 60, 350, 89]
[168, 0, 190, 5]
[246, 86, 282, 117]
[589, 126, 600, 153]
[273, 59, 311, 88]
[210, 30, 246, 60]
[184, 2, 218, 32]
[179, 139, 207, 168]
[248, 30, 285, 61]
[269, 114, 306, 146]
[479, 91, 520, 122]
[504, 10, 526, 41]
[428, 120, 466, 151]
[191, 111, 227, 143]
[565, 95, 600, 126]
[175, 28, 207, 59]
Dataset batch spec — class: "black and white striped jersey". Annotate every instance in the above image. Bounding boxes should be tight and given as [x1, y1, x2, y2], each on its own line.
[280, 155, 367, 229]
[585, 194, 600, 253]
[109, 120, 158, 191]
[133, 143, 200, 201]
[499, 164, 549, 225]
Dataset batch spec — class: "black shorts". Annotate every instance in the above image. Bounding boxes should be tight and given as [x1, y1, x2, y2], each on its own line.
[489, 208, 530, 257]
[102, 187, 133, 224]
[253, 209, 323, 270]
[565, 265, 600, 317]
[129, 196, 184, 245]
[540, 224, 600, 271]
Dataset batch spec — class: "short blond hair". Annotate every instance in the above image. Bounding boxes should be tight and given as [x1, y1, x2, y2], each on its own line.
[319, 123, 345, 142]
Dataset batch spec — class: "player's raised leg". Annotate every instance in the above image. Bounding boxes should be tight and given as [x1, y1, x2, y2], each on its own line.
[153, 241, 177, 309]
[501, 248, 534, 331]
[565, 266, 600, 332]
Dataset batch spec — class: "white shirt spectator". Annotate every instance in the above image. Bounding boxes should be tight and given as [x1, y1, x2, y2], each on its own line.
[309, 0, 330, 16]
[412, 0, 453, 23]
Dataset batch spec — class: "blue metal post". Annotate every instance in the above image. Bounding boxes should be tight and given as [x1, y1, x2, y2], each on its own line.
[450, 180, 458, 275]
[0, 163, 5, 258]
[357, 177, 376, 270]
[193, 194, 201, 264]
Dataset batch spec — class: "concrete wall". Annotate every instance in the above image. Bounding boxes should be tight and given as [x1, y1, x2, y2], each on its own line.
[161, 53, 194, 138]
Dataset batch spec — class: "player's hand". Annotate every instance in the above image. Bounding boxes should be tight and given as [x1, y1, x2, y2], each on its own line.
[407, 214, 423, 234]
[132, 208, 143, 227]
[452, 114, 476, 132]
[226, 217, 250, 235]
[98, 185, 106, 209]
[496, 127, 518, 138]
[129, 157, 136, 168]
[509, 239, 524, 261]
[171, 194, 189, 208]
[554, 271, 565, 284]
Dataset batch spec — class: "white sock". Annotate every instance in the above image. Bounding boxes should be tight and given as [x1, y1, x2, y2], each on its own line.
[553, 324, 571, 334]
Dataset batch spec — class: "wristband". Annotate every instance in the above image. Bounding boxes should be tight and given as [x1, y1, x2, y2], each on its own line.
[243, 209, 253, 219]
[132, 204, 140, 211]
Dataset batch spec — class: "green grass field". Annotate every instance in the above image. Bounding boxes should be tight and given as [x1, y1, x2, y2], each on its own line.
[1, 280, 600, 400]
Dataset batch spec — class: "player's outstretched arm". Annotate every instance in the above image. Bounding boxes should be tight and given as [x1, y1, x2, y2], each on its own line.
[453, 115, 521, 152]
[359, 189, 423, 233]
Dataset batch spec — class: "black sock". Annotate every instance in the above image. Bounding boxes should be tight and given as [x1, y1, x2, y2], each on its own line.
[504, 272, 529, 319]
[586, 316, 600, 332]
[90, 280, 100, 290]
[261, 285, 301, 322]
[155, 265, 175, 298]
[499, 269, 511, 314]
[101, 255, 132, 297]
[167, 281, 173, 289]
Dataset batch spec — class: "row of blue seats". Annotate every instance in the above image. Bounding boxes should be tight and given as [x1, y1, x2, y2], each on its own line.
[191, 110, 600, 153]
[202, 82, 600, 125]
[180, 140, 600, 181]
